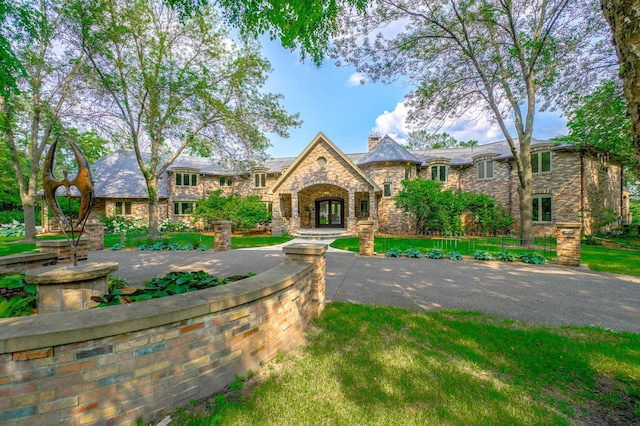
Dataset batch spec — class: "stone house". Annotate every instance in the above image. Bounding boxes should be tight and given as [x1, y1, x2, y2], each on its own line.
[85, 132, 628, 236]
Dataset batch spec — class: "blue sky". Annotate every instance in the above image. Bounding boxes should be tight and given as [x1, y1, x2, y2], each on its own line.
[260, 38, 569, 158]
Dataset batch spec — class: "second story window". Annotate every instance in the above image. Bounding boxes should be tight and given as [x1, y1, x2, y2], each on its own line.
[383, 183, 392, 197]
[477, 160, 494, 179]
[219, 176, 233, 186]
[175, 172, 197, 186]
[431, 165, 447, 182]
[254, 173, 266, 188]
[532, 151, 552, 174]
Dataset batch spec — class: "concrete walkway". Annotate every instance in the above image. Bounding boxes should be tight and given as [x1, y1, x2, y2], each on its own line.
[92, 246, 640, 333]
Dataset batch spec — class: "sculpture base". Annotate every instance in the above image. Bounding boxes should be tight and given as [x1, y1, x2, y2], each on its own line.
[25, 262, 118, 314]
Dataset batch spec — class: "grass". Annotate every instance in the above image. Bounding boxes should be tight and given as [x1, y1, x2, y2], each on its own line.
[331, 236, 640, 276]
[231, 235, 292, 249]
[0, 235, 67, 257]
[103, 233, 292, 250]
[169, 302, 640, 425]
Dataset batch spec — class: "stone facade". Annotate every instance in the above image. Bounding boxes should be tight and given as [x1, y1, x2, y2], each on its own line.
[88, 133, 626, 237]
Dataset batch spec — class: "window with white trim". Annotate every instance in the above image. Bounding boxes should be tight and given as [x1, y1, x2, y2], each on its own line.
[532, 195, 552, 222]
[175, 172, 197, 186]
[254, 173, 266, 188]
[477, 160, 494, 179]
[360, 199, 369, 215]
[531, 151, 551, 174]
[431, 165, 447, 181]
[115, 201, 132, 216]
[174, 201, 195, 215]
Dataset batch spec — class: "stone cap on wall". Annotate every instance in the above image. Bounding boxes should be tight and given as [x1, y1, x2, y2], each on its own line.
[283, 243, 328, 256]
[24, 262, 119, 285]
[36, 239, 87, 248]
[556, 222, 582, 229]
[0, 252, 58, 267]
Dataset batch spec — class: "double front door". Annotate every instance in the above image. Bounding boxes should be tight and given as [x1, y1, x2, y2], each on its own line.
[316, 198, 343, 228]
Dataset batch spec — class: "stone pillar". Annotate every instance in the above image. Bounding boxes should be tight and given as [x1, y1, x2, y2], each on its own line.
[358, 220, 375, 256]
[347, 192, 356, 234]
[85, 222, 105, 251]
[37, 239, 88, 264]
[213, 221, 232, 251]
[25, 262, 118, 314]
[290, 193, 300, 234]
[283, 243, 327, 317]
[556, 223, 582, 266]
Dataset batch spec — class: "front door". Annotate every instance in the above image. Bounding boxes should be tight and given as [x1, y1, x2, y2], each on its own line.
[316, 198, 344, 228]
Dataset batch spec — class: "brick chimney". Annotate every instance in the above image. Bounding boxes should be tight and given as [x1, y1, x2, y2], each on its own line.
[368, 135, 381, 151]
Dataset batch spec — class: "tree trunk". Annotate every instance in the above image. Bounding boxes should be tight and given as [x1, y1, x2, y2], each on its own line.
[518, 181, 534, 248]
[601, 0, 640, 175]
[147, 199, 160, 239]
[22, 198, 37, 243]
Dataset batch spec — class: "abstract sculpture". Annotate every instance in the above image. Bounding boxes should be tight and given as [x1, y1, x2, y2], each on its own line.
[43, 139, 95, 266]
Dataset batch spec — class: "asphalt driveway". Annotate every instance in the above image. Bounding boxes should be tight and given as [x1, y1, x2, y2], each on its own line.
[92, 248, 640, 333]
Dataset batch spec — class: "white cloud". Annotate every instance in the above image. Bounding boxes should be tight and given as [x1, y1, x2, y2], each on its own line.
[372, 102, 410, 144]
[372, 102, 567, 144]
[346, 72, 367, 87]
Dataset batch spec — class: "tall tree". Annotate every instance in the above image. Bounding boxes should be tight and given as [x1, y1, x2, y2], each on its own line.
[0, 0, 38, 96]
[73, 0, 300, 238]
[600, 1, 640, 178]
[0, 0, 86, 242]
[334, 0, 611, 244]
[405, 131, 478, 150]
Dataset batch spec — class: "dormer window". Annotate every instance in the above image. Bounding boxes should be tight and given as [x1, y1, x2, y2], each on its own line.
[219, 176, 233, 186]
[254, 173, 266, 188]
[431, 165, 447, 182]
[477, 160, 494, 179]
[175, 171, 197, 186]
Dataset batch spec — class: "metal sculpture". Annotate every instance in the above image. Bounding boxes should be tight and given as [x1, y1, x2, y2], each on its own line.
[43, 139, 95, 266]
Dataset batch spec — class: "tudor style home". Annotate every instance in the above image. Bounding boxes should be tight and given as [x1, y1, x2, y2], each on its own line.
[83, 132, 628, 236]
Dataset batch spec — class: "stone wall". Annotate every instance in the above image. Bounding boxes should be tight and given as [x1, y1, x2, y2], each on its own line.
[0, 253, 58, 275]
[0, 245, 326, 425]
[361, 164, 412, 234]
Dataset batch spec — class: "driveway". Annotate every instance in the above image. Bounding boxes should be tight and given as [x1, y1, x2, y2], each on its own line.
[92, 248, 640, 333]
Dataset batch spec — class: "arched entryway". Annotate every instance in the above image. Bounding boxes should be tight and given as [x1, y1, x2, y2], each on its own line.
[316, 197, 344, 228]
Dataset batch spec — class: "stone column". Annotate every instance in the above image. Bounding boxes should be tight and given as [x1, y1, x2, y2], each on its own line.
[556, 223, 582, 266]
[85, 222, 105, 251]
[25, 262, 118, 314]
[283, 243, 327, 317]
[358, 220, 375, 256]
[213, 221, 232, 252]
[347, 192, 356, 234]
[290, 192, 300, 234]
[37, 239, 88, 264]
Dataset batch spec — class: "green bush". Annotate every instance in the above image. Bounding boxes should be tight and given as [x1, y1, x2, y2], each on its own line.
[473, 250, 494, 260]
[0, 274, 37, 318]
[108, 275, 129, 293]
[404, 248, 422, 258]
[520, 252, 547, 264]
[448, 251, 463, 260]
[426, 249, 445, 259]
[195, 190, 271, 232]
[386, 248, 402, 257]
[497, 251, 517, 262]
[110, 243, 125, 251]
[0, 222, 25, 237]
[100, 213, 148, 235]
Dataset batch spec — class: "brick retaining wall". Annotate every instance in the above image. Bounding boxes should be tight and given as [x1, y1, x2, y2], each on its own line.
[0, 244, 327, 425]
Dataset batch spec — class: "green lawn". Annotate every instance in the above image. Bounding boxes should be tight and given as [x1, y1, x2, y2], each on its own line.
[331, 236, 640, 276]
[103, 233, 292, 250]
[0, 235, 67, 257]
[170, 302, 640, 425]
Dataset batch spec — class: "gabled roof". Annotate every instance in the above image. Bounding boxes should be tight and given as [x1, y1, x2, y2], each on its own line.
[268, 132, 380, 194]
[357, 135, 422, 166]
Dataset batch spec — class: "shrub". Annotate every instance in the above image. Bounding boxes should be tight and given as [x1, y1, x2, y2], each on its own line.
[448, 251, 463, 260]
[386, 248, 402, 257]
[497, 251, 517, 262]
[196, 244, 209, 251]
[100, 213, 148, 235]
[110, 243, 125, 251]
[404, 248, 422, 258]
[0, 221, 25, 237]
[520, 252, 547, 264]
[195, 190, 271, 232]
[473, 250, 494, 260]
[426, 249, 445, 259]
[108, 276, 129, 293]
[0, 274, 36, 318]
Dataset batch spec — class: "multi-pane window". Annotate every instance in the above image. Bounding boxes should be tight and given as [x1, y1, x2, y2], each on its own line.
[254, 173, 266, 188]
[477, 160, 494, 179]
[360, 199, 369, 215]
[174, 201, 195, 215]
[431, 165, 447, 181]
[115, 201, 132, 216]
[383, 183, 392, 197]
[175, 172, 197, 186]
[404, 167, 411, 180]
[532, 195, 552, 222]
[219, 176, 233, 186]
[531, 151, 552, 174]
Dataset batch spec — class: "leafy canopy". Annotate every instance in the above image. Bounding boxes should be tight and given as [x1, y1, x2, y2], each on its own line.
[195, 189, 271, 232]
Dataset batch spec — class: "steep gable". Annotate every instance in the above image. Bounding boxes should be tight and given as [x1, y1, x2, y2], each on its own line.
[269, 132, 380, 193]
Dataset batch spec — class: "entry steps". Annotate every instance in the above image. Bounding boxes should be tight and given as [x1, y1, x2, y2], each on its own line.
[291, 229, 353, 240]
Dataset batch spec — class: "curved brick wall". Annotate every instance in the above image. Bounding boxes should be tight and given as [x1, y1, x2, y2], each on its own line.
[0, 245, 326, 425]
